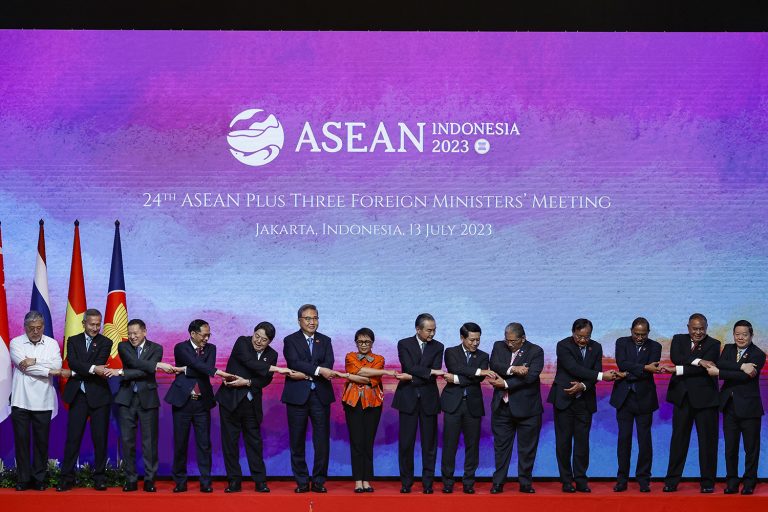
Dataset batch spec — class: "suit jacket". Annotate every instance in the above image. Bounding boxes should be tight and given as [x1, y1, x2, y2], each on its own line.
[62, 332, 113, 407]
[717, 342, 765, 418]
[547, 337, 603, 413]
[392, 336, 444, 415]
[489, 340, 544, 417]
[440, 345, 489, 417]
[665, 333, 720, 409]
[164, 340, 218, 410]
[280, 330, 335, 406]
[216, 336, 278, 412]
[609, 336, 662, 412]
[115, 339, 163, 409]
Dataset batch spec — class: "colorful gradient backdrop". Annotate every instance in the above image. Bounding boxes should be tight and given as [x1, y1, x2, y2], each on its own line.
[0, 31, 767, 478]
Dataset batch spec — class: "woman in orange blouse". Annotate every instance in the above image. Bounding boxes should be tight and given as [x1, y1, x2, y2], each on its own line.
[340, 327, 396, 493]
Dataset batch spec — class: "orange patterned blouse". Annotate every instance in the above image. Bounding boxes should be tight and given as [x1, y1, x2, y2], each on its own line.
[342, 352, 385, 409]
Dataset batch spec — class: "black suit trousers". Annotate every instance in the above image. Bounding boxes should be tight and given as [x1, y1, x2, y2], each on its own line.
[61, 391, 110, 484]
[344, 403, 382, 481]
[286, 390, 330, 485]
[615, 391, 653, 484]
[553, 399, 592, 486]
[171, 399, 212, 487]
[491, 405, 541, 486]
[723, 402, 761, 489]
[220, 398, 267, 484]
[664, 400, 718, 488]
[118, 393, 159, 483]
[11, 407, 52, 485]
[441, 399, 481, 487]
[398, 397, 438, 488]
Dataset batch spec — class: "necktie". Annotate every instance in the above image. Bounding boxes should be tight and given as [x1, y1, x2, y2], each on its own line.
[192, 346, 202, 395]
[420, 341, 425, 354]
[307, 339, 316, 390]
[133, 346, 142, 392]
[81, 336, 93, 393]
[463, 351, 471, 396]
[737, 348, 744, 361]
[580, 347, 586, 359]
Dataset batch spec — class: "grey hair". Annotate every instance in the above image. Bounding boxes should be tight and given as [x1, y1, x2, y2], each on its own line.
[24, 310, 45, 325]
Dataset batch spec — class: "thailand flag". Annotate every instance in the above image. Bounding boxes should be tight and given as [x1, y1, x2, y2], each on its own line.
[30, 220, 53, 338]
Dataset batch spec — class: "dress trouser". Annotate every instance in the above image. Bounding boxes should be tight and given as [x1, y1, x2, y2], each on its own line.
[220, 397, 267, 484]
[344, 402, 382, 481]
[398, 397, 438, 488]
[286, 390, 331, 485]
[60, 391, 110, 485]
[615, 391, 653, 485]
[723, 401, 761, 490]
[171, 398, 212, 487]
[491, 404, 541, 487]
[441, 399, 481, 488]
[553, 399, 592, 487]
[664, 399, 718, 489]
[11, 406, 52, 485]
[118, 393, 159, 483]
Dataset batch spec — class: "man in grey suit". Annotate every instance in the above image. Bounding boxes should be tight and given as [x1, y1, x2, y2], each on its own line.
[107, 319, 177, 492]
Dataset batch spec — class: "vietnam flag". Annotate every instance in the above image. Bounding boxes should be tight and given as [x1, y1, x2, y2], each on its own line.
[102, 220, 127, 370]
[61, 220, 87, 387]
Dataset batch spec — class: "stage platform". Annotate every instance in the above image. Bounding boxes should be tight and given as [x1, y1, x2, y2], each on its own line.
[1, 481, 764, 512]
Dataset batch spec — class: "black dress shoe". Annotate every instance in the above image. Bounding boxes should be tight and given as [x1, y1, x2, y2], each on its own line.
[613, 483, 627, 492]
[400, 485, 411, 494]
[33, 482, 47, 491]
[295, 484, 310, 493]
[741, 487, 754, 495]
[639, 485, 651, 493]
[562, 484, 576, 493]
[15, 483, 30, 491]
[663, 485, 677, 493]
[700, 487, 714, 494]
[224, 484, 241, 493]
[442, 486, 453, 494]
[173, 484, 188, 493]
[56, 483, 72, 492]
[423, 486, 433, 494]
[576, 485, 591, 493]
[311, 483, 327, 493]
[363, 486, 374, 493]
[519, 485, 535, 494]
[463, 486, 475, 494]
[255, 482, 270, 493]
[490, 484, 504, 494]
[123, 482, 138, 492]
[143, 481, 156, 493]
[94, 483, 108, 491]
[200, 486, 213, 493]
[354, 487, 365, 493]
[724, 487, 739, 494]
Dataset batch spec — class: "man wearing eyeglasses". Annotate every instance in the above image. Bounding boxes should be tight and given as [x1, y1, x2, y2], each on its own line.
[663, 313, 721, 493]
[547, 318, 624, 493]
[281, 304, 336, 493]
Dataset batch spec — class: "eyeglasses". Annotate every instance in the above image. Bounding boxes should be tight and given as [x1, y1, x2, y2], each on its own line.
[300, 316, 319, 322]
[253, 334, 270, 343]
[355, 340, 372, 345]
[573, 335, 590, 342]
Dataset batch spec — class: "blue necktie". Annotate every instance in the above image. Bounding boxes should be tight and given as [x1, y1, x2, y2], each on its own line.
[81, 336, 92, 393]
[580, 347, 586, 359]
[133, 346, 142, 392]
[307, 338, 315, 390]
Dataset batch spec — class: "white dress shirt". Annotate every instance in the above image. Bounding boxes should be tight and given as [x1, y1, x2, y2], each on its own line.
[10, 334, 62, 417]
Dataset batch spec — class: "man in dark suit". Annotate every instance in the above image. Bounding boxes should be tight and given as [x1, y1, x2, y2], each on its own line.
[217, 321, 293, 493]
[547, 318, 622, 493]
[439, 322, 493, 494]
[487, 322, 545, 494]
[609, 317, 663, 493]
[57, 309, 113, 492]
[663, 313, 721, 493]
[164, 319, 231, 493]
[708, 319, 764, 495]
[392, 312, 445, 494]
[108, 319, 172, 492]
[281, 304, 336, 493]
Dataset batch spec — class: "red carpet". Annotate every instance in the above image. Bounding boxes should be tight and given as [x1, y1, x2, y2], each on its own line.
[1, 481, 764, 511]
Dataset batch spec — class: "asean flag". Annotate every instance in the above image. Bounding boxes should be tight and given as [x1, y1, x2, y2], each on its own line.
[103, 220, 127, 371]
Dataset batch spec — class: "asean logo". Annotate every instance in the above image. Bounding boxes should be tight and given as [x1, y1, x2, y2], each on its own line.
[227, 108, 284, 166]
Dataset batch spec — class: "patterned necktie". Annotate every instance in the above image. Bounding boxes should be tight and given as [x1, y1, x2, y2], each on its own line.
[737, 348, 744, 361]
[192, 346, 202, 395]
